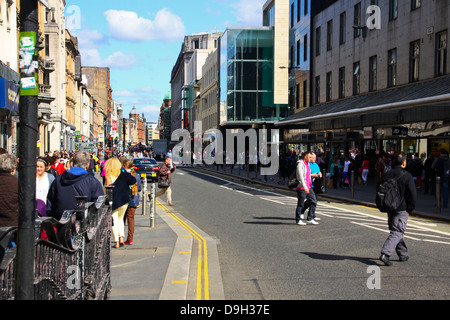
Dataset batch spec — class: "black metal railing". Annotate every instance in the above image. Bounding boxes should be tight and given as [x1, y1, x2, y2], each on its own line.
[0, 187, 113, 300]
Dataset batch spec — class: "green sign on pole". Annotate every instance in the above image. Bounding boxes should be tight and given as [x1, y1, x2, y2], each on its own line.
[19, 31, 39, 96]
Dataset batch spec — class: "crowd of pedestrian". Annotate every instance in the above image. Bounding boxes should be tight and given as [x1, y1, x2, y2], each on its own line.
[280, 148, 449, 203]
[0, 146, 167, 249]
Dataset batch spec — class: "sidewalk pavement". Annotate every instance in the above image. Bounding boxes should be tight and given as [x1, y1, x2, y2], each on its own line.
[107, 165, 449, 300]
[110, 198, 200, 300]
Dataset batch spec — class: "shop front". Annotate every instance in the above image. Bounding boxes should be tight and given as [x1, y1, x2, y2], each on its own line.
[0, 77, 20, 153]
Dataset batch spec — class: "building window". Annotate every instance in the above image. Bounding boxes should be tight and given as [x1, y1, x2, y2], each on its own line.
[45, 34, 50, 57]
[411, 0, 421, 11]
[315, 76, 320, 104]
[326, 72, 332, 101]
[389, 0, 398, 21]
[339, 12, 346, 45]
[388, 48, 397, 87]
[435, 30, 447, 76]
[339, 67, 345, 99]
[296, 39, 300, 66]
[303, 80, 308, 107]
[369, 55, 377, 92]
[192, 39, 199, 49]
[354, 2, 361, 38]
[303, 34, 308, 61]
[290, 45, 294, 69]
[291, 3, 295, 28]
[353, 62, 360, 96]
[296, 84, 300, 109]
[410, 40, 420, 82]
[327, 20, 333, 51]
[304, 0, 308, 16]
[315, 27, 321, 56]
[297, 0, 301, 22]
[289, 87, 294, 110]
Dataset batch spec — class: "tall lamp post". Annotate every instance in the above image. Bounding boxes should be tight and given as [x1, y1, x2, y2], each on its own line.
[16, 0, 39, 300]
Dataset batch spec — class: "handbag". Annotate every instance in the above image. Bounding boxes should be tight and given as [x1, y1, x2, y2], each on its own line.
[313, 177, 325, 194]
[327, 176, 334, 188]
[158, 177, 170, 188]
[288, 177, 299, 189]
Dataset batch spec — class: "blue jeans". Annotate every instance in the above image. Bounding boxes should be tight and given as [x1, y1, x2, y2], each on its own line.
[296, 188, 317, 222]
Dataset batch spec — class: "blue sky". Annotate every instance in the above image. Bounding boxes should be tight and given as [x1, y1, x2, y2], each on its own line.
[65, 0, 266, 123]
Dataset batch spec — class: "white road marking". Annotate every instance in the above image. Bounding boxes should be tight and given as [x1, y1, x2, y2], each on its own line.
[189, 169, 450, 244]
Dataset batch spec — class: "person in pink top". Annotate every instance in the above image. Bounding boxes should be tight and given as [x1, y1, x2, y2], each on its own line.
[99, 155, 110, 185]
[295, 151, 319, 225]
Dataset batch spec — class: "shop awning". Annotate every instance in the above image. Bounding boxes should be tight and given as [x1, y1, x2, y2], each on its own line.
[275, 75, 450, 127]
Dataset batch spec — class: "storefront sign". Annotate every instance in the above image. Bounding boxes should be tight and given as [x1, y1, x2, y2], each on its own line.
[0, 77, 20, 113]
[392, 127, 408, 136]
[333, 131, 347, 140]
[316, 132, 325, 141]
[19, 32, 39, 96]
[364, 127, 373, 139]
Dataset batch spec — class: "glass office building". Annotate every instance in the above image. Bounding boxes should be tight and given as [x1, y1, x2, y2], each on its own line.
[219, 28, 290, 124]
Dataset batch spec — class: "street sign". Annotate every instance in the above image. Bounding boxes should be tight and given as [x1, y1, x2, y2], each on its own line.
[19, 32, 39, 96]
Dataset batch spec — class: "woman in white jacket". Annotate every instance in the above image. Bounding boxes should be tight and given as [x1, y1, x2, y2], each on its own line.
[295, 151, 319, 225]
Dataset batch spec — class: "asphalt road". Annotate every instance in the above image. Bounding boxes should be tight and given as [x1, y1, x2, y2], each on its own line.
[167, 167, 450, 300]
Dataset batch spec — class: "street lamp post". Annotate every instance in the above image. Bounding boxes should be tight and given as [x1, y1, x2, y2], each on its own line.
[16, 0, 39, 300]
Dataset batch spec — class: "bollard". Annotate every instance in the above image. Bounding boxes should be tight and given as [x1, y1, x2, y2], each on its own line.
[142, 176, 147, 216]
[436, 176, 441, 213]
[322, 169, 327, 193]
[351, 170, 355, 198]
[150, 182, 156, 228]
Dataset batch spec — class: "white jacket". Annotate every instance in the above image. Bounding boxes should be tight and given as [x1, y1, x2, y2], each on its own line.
[295, 160, 309, 190]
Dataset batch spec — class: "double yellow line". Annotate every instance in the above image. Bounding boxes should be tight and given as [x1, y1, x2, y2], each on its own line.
[157, 199, 210, 300]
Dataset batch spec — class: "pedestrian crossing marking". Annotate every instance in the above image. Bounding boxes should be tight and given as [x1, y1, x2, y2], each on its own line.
[192, 169, 450, 246]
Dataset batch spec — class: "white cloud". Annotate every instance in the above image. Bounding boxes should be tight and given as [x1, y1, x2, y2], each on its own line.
[229, 0, 266, 26]
[104, 52, 138, 69]
[114, 90, 135, 98]
[80, 48, 103, 66]
[104, 8, 186, 43]
[136, 86, 160, 95]
[74, 29, 108, 49]
[80, 49, 138, 70]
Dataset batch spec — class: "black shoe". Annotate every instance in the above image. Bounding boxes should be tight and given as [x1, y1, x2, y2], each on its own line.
[399, 256, 409, 262]
[379, 254, 392, 266]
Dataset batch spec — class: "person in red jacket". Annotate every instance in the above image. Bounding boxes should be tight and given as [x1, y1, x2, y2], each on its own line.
[51, 151, 66, 175]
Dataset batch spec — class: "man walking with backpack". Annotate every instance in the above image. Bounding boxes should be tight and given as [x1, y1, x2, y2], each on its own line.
[378, 153, 417, 266]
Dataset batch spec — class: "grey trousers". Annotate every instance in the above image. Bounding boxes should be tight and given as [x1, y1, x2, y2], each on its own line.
[381, 210, 409, 258]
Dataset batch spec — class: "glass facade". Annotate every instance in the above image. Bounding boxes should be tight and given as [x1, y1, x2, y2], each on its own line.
[219, 28, 288, 123]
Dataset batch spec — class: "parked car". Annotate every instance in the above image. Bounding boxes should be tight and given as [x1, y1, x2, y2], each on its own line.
[132, 158, 159, 182]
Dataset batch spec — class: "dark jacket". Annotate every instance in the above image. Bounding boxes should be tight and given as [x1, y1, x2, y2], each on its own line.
[111, 170, 137, 211]
[128, 173, 142, 208]
[0, 172, 19, 228]
[47, 167, 104, 220]
[159, 163, 175, 185]
[380, 166, 417, 214]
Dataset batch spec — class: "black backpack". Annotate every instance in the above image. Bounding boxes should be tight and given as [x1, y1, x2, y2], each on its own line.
[376, 172, 405, 213]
